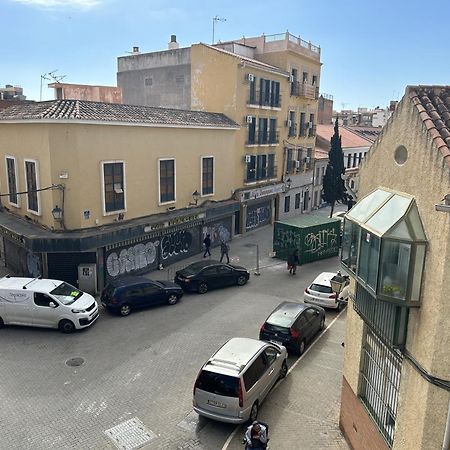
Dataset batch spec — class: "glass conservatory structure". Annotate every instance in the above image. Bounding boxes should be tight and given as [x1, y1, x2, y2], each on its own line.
[341, 188, 427, 347]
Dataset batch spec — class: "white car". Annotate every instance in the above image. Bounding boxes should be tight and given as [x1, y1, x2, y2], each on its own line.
[304, 272, 349, 309]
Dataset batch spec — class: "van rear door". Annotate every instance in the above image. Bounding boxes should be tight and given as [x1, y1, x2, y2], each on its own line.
[2, 290, 34, 325]
[194, 369, 241, 420]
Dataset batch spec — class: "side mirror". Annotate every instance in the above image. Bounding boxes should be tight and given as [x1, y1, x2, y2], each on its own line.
[49, 302, 57, 308]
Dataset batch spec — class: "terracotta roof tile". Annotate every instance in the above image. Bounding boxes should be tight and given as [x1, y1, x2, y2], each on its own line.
[316, 124, 373, 148]
[0, 99, 240, 129]
[407, 85, 450, 168]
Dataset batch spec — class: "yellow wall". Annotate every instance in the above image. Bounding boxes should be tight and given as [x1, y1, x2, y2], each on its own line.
[343, 94, 450, 450]
[0, 122, 237, 230]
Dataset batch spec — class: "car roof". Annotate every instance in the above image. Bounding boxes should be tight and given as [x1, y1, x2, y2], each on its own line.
[107, 276, 153, 288]
[185, 260, 222, 270]
[207, 338, 267, 373]
[310, 272, 336, 286]
[267, 301, 309, 322]
[0, 276, 67, 291]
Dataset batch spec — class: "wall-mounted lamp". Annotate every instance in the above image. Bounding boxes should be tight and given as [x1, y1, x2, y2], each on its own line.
[435, 194, 450, 213]
[51, 205, 63, 221]
[192, 190, 200, 206]
[284, 178, 292, 192]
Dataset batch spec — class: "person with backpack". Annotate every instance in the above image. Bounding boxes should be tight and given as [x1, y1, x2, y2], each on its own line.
[220, 240, 230, 263]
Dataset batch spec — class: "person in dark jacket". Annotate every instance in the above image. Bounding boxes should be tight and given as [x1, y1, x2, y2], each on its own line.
[288, 249, 300, 275]
[203, 234, 211, 257]
[220, 240, 230, 263]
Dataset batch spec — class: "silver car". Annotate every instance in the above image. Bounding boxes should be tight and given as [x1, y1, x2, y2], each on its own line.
[193, 337, 288, 424]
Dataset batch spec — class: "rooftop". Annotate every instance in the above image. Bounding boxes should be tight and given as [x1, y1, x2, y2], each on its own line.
[0, 99, 239, 129]
[316, 124, 373, 150]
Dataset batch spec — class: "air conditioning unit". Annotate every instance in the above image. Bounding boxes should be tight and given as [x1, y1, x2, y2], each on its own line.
[245, 155, 252, 163]
[247, 73, 255, 82]
[246, 115, 253, 124]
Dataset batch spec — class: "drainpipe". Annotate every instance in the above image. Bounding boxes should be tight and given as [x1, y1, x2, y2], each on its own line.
[443, 399, 450, 450]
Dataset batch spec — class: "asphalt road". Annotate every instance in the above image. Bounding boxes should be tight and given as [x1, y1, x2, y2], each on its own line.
[0, 230, 342, 450]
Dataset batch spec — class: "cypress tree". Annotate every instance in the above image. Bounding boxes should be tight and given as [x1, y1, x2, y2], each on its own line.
[322, 118, 347, 217]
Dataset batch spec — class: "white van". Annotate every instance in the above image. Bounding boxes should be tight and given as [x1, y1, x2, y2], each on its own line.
[193, 337, 288, 423]
[0, 276, 99, 333]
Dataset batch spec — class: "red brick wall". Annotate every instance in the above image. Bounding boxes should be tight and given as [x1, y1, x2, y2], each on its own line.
[340, 376, 390, 450]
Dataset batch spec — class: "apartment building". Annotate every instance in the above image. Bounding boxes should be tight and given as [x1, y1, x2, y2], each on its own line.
[118, 32, 322, 228]
[339, 85, 450, 450]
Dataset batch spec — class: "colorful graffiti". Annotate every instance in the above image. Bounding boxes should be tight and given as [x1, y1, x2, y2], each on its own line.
[106, 241, 159, 277]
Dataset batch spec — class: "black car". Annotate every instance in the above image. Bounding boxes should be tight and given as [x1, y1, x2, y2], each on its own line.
[101, 276, 183, 316]
[174, 260, 250, 294]
[259, 302, 325, 355]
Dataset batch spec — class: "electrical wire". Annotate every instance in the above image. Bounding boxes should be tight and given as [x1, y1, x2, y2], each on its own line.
[0, 184, 63, 197]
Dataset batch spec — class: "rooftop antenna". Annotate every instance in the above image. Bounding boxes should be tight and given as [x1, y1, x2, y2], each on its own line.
[212, 15, 226, 44]
[40, 70, 66, 101]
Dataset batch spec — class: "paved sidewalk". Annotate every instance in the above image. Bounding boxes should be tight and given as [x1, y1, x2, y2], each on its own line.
[225, 311, 349, 450]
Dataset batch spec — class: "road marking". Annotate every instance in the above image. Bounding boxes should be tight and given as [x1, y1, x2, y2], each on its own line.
[221, 308, 346, 450]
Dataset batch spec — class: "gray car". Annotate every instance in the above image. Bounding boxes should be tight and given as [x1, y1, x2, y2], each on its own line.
[193, 337, 288, 424]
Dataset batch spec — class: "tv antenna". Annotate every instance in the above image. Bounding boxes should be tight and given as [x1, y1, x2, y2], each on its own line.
[212, 16, 226, 44]
[40, 70, 66, 101]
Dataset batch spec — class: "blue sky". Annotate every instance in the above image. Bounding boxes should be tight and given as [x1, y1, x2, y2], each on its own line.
[2, 0, 449, 110]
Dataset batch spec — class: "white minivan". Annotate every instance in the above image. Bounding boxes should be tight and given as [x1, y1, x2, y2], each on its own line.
[0, 276, 99, 333]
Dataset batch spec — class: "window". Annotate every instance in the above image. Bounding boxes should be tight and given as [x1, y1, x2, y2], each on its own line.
[299, 112, 306, 136]
[144, 77, 152, 86]
[34, 293, 56, 307]
[243, 354, 267, 391]
[268, 118, 277, 143]
[290, 68, 298, 95]
[256, 155, 267, 180]
[312, 75, 318, 85]
[359, 152, 363, 164]
[196, 371, 239, 397]
[267, 154, 276, 178]
[259, 79, 270, 106]
[258, 118, 268, 144]
[359, 327, 401, 447]
[314, 191, 318, 207]
[103, 161, 125, 213]
[247, 116, 256, 144]
[270, 81, 280, 107]
[249, 77, 256, 104]
[159, 159, 175, 203]
[288, 111, 296, 137]
[295, 193, 301, 209]
[202, 157, 214, 195]
[347, 154, 352, 168]
[217, 265, 232, 275]
[302, 71, 308, 83]
[246, 155, 256, 182]
[304, 308, 316, 321]
[24, 160, 39, 214]
[284, 196, 290, 213]
[308, 113, 315, 137]
[264, 347, 278, 366]
[141, 284, 161, 296]
[286, 148, 294, 173]
[353, 153, 357, 167]
[6, 157, 18, 206]
[315, 167, 320, 186]
[358, 230, 381, 291]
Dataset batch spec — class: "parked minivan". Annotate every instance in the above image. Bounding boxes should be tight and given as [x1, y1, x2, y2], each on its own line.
[193, 337, 288, 424]
[0, 276, 98, 333]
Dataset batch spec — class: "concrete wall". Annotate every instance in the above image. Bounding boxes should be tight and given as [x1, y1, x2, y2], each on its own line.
[341, 93, 450, 450]
[0, 121, 237, 230]
[51, 84, 123, 104]
[117, 48, 191, 109]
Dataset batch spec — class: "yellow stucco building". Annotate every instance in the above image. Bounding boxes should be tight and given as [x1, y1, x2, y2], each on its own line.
[339, 86, 450, 450]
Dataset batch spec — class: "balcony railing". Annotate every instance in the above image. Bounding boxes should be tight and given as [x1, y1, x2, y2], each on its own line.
[247, 90, 282, 108]
[287, 123, 297, 137]
[245, 165, 278, 183]
[290, 82, 318, 100]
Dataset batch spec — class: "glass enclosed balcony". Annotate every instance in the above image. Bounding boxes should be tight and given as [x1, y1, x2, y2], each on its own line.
[341, 188, 427, 307]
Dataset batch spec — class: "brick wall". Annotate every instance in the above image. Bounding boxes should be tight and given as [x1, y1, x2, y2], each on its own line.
[340, 376, 389, 450]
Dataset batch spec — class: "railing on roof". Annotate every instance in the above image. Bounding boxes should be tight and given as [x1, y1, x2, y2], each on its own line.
[320, 93, 334, 100]
[264, 32, 320, 54]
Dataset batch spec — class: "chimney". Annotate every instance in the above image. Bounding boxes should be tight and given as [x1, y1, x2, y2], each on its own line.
[168, 35, 179, 50]
[132, 46, 140, 55]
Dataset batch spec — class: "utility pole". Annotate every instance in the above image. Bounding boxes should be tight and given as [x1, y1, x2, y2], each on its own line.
[212, 16, 226, 44]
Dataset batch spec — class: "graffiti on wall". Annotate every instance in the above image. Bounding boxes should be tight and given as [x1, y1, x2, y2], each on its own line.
[273, 228, 302, 249]
[246, 202, 271, 230]
[106, 240, 159, 278]
[304, 228, 338, 256]
[160, 230, 193, 260]
[27, 252, 42, 277]
[202, 219, 232, 246]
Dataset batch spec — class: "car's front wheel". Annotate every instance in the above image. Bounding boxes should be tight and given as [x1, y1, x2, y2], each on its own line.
[237, 275, 248, 286]
[59, 319, 75, 333]
[119, 303, 132, 316]
[198, 282, 208, 294]
[167, 294, 179, 305]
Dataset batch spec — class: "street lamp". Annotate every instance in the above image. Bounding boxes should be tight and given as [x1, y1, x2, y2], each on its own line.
[192, 190, 200, 205]
[51, 205, 63, 221]
[212, 16, 226, 44]
[285, 177, 292, 191]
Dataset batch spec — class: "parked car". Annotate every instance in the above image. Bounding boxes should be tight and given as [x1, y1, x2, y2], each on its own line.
[193, 337, 287, 424]
[259, 301, 325, 355]
[0, 276, 98, 333]
[101, 276, 183, 316]
[304, 271, 349, 309]
[174, 260, 249, 294]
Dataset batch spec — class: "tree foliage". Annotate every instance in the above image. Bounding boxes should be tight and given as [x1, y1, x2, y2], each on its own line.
[322, 118, 347, 217]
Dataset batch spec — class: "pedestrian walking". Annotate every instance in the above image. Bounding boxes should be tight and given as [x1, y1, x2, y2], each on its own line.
[203, 234, 211, 257]
[220, 240, 230, 263]
[287, 249, 300, 275]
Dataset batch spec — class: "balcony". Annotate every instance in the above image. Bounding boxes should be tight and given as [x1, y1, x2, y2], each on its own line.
[290, 82, 319, 100]
[287, 123, 297, 137]
[247, 90, 282, 108]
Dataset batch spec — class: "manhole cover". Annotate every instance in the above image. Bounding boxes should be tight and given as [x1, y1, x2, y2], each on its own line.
[66, 357, 85, 367]
[105, 417, 156, 449]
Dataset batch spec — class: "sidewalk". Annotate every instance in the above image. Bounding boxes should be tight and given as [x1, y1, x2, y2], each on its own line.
[225, 311, 349, 450]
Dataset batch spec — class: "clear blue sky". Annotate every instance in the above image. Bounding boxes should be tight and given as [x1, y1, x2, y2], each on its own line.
[2, 0, 449, 110]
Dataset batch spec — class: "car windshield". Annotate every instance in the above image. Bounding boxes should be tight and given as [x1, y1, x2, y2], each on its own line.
[196, 370, 239, 397]
[50, 282, 83, 305]
[310, 283, 333, 294]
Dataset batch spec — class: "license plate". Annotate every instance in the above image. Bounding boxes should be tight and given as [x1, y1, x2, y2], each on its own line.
[207, 399, 226, 408]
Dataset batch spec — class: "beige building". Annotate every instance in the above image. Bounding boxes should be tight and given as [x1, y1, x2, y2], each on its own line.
[0, 100, 239, 290]
[339, 85, 450, 450]
[118, 32, 322, 229]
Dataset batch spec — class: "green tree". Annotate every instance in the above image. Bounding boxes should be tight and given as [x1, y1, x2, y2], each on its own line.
[322, 118, 347, 217]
